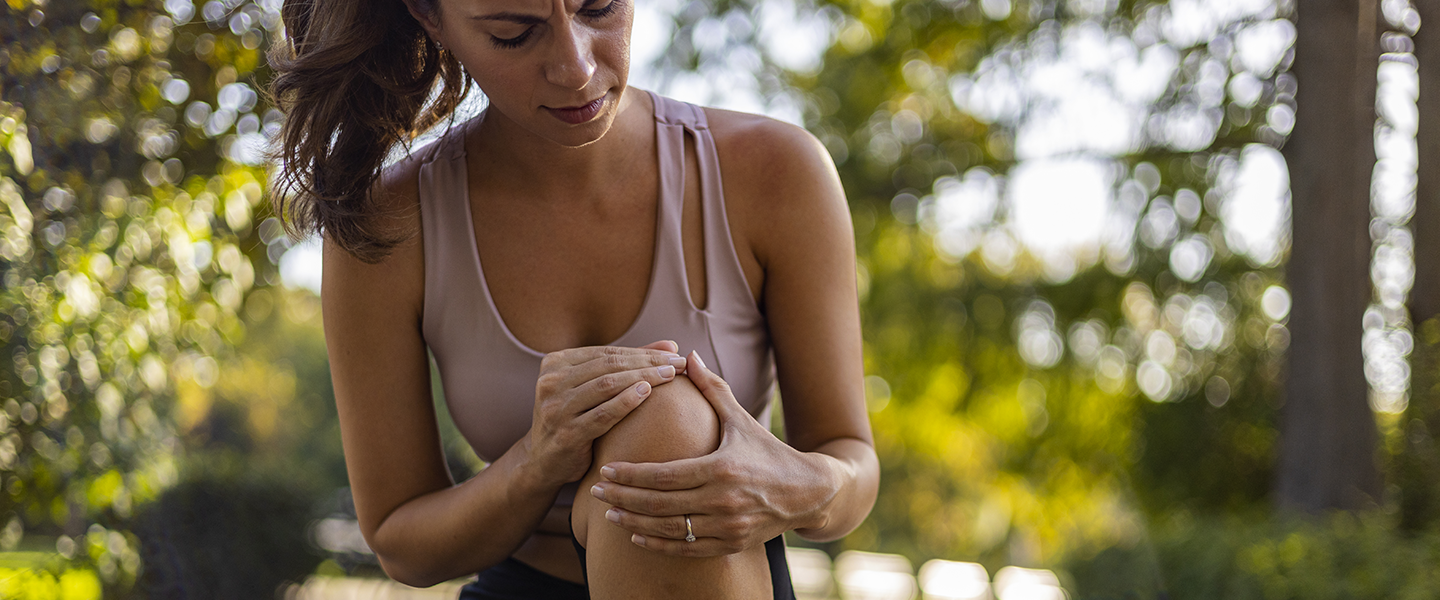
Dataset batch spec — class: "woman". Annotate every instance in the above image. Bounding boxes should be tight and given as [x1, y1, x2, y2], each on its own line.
[268, 0, 878, 597]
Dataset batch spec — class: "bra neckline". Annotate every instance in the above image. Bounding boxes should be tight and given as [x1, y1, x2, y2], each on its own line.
[454, 98, 669, 359]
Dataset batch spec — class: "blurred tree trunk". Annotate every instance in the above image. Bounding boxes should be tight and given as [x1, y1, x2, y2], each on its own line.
[1398, 0, 1440, 531]
[1278, 0, 1383, 511]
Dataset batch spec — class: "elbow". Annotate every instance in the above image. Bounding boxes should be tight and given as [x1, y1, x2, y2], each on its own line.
[368, 527, 453, 588]
[375, 551, 450, 589]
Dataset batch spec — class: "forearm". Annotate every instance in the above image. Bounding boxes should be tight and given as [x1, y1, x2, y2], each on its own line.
[369, 435, 560, 587]
[793, 437, 879, 542]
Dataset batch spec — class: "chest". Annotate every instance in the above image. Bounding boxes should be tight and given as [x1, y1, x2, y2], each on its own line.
[466, 136, 720, 353]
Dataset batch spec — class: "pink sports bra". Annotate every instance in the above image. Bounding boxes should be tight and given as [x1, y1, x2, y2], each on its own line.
[412, 91, 776, 506]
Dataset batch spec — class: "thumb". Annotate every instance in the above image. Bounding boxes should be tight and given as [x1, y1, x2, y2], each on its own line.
[685, 351, 748, 421]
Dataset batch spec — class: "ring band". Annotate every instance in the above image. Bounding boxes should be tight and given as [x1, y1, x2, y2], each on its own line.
[684, 515, 696, 543]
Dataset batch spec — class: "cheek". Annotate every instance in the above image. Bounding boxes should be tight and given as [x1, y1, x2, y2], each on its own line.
[461, 60, 536, 109]
[596, 20, 633, 78]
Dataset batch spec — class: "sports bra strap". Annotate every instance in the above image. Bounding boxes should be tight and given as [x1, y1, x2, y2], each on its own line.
[647, 91, 760, 318]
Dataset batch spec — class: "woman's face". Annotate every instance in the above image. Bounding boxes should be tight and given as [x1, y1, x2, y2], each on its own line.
[418, 0, 634, 147]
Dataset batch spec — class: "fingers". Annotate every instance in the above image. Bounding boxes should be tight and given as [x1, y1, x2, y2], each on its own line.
[569, 359, 687, 413]
[544, 343, 681, 368]
[571, 351, 686, 387]
[628, 533, 745, 557]
[683, 351, 748, 420]
[604, 508, 732, 543]
[639, 340, 680, 354]
[600, 458, 709, 491]
[605, 508, 693, 539]
[589, 481, 703, 517]
[576, 380, 654, 438]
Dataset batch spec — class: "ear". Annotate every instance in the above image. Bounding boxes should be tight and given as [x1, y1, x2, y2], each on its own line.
[399, 0, 444, 42]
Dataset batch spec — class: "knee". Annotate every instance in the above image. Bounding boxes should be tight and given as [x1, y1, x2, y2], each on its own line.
[594, 375, 719, 463]
[573, 377, 720, 547]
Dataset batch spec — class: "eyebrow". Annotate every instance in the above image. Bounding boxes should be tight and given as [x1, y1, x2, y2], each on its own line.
[472, 12, 545, 24]
[471, 0, 598, 24]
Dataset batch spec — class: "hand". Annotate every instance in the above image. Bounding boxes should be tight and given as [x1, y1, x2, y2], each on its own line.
[525, 341, 689, 489]
[591, 351, 838, 557]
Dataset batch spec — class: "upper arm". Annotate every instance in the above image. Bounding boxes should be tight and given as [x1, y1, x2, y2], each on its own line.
[710, 113, 871, 452]
[320, 155, 452, 552]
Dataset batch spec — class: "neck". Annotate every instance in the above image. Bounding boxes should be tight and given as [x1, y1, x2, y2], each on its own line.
[468, 88, 652, 200]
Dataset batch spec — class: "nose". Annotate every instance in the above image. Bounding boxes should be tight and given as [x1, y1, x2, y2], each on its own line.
[545, 15, 597, 91]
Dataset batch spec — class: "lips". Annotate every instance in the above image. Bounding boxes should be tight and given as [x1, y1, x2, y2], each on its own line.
[546, 95, 606, 125]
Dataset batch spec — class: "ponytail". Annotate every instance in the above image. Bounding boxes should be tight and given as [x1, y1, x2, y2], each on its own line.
[268, 0, 470, 263]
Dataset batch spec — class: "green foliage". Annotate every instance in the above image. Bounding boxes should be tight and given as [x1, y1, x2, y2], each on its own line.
[761, 0, 1299, 566]
[129, 455, 322, 600]
[1395, 317, 1440, 531]
[1067, 511, 1440, 600]
[0, 551, 101, 600]
[0, 0, 278, 591]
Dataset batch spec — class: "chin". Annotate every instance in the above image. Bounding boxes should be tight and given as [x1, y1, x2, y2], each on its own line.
[551, 117, 617, 148]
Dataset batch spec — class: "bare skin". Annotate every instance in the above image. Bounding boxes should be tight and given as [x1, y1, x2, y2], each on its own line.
[319, 0, 878, 592]
[573, 369, 773, 599]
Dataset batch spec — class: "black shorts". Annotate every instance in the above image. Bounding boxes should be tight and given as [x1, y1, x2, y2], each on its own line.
[458, 533, 795, 600]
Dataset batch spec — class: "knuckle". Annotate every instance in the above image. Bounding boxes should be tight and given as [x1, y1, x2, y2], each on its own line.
[623, 392, 645, 410]
[591, 404, 617, 427]
[536, 372, 562, 394]
[725, 541, 746, 554]
[596, 374, 621, 393]
[714, 461, 740, 483]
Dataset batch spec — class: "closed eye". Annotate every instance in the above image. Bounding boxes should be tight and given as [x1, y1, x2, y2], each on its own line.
[486, 0, 624, 50]
[492, 28, 535, 49]
[580, 0, 622, 19]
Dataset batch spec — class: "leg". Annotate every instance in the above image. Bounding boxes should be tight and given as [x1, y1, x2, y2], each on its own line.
[572, 376, 773, 600]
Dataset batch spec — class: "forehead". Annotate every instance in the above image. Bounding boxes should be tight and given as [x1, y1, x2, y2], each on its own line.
[444, 0, 587, 18]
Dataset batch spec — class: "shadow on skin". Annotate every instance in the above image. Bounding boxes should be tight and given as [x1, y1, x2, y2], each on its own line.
[572, 375, 773, 599]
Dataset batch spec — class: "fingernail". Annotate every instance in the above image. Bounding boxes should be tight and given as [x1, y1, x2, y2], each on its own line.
[691, 351, 707, 372]
[632, 534, 646, 546]
[637, 381, 651, 397]
[590, 484, 605, 500]
[669, 356, 687, 368]
[606, 509, 621, 523]
[657, 365, 675, 379]
[601, 465, 616, 479]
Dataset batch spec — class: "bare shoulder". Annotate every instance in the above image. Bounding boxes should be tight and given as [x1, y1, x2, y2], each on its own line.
[702, 108, 850, 266]
[322, 139, 439, 318]
[704, 108, 836, 189]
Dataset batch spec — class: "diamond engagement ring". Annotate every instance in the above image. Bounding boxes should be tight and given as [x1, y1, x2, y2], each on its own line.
[684, 515, 696, 542]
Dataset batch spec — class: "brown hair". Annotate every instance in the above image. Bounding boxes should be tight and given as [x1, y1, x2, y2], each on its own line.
[268, 0, 471, 263]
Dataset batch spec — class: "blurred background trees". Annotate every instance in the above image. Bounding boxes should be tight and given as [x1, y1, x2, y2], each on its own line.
[0, 0, 338, 596]
[5, 0, 1440, 597]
